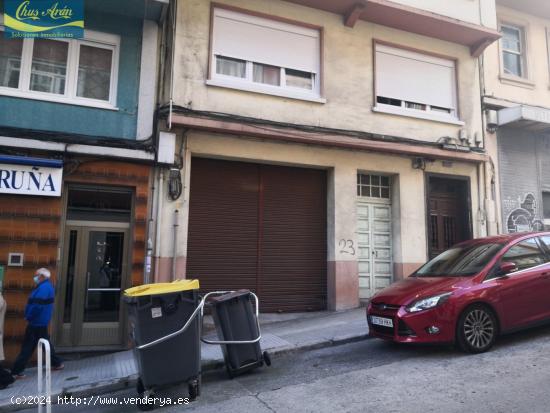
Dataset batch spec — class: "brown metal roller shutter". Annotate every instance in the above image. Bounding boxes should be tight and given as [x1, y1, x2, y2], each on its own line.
[187, 157, 327, 312]
[186, 158, 259, 292]
[259, 164, 327, 312]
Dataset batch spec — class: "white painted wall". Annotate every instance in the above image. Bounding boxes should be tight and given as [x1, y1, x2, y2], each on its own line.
[172, 0, 486, 145]
[391, 0, 497, 28]
[483, 5, 550, 109]
[137, 19, 160, 140]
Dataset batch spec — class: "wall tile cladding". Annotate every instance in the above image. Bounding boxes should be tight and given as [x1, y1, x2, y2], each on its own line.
[2, 160, 151, 362]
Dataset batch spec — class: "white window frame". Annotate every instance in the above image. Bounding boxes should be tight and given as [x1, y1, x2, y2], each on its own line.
[357, 173, 392, 201]
[207, 8, 325, 104]
[0, 16, 120, 110]
[497, 17, 534, 88]
[373, 43, 463, 126]
[500, 23, 526, 78]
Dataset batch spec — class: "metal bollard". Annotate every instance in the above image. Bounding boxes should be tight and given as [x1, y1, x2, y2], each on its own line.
[37, 338, 51, 413]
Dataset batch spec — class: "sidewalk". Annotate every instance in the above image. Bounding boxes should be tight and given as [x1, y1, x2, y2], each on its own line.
[0, 308, 369, 412]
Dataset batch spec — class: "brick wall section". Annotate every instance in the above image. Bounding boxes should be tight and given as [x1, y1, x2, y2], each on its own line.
[1, 194, 62, 363]
[2, 159, 151, 363]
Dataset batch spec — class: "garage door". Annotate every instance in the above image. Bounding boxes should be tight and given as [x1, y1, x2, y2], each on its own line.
[187, 158, 327, 312]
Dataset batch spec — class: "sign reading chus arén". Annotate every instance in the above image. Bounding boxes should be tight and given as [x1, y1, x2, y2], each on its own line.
[4, 0, 84, 38]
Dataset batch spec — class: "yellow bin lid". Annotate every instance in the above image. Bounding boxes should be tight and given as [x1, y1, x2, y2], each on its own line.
[124, 279, 200, 297]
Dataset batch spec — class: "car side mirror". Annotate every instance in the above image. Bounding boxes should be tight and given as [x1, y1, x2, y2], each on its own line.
[499, 262, 518, 276]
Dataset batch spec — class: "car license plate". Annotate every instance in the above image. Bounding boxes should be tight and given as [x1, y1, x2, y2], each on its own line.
[370, 316, 393, 328]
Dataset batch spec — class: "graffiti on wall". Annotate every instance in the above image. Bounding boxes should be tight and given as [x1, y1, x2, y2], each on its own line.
[505, 193, 544, 233]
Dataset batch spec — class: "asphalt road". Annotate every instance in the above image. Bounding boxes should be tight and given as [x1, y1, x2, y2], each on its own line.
[15, 323, 550, 413]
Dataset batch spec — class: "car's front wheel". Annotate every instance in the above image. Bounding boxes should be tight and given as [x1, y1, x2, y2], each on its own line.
[457, 305, 497, 353]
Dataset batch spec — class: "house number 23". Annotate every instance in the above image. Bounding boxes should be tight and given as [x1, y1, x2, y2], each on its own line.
[339, 239, 355, 255]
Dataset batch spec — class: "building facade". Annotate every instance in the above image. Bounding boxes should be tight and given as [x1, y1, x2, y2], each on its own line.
[153, 0, 501, 312]
[0, 0, 166, 360]
[482, 0, 550, 234]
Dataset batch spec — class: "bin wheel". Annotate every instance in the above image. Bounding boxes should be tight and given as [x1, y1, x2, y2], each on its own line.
[225, 365, 235, 379]
[263, 351, 272, 367]
[188, 380, 200, 401]
[137, 378, 156, 411]
[137, 378, 145, 394]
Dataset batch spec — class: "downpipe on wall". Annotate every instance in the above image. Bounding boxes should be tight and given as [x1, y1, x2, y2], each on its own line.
[144, 179, 155, 284]
[477, 50, 500, 235]
[477, 162, 487, 237]
[168, 0, 177, 130]
[154, 169, 165, 280]
[172, 209, 179, 280]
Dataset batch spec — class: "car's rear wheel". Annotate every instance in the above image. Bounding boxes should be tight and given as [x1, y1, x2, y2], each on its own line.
[457, 305, 497, 353]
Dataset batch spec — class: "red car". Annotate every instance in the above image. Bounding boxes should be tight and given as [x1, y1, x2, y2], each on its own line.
[367, 232, 550, 353]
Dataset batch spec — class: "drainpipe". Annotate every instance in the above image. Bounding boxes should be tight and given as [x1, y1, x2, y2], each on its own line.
[144, 177, 155, 284]
[154, 169, 165, 280]
[485, 160, 500, 235]
[168, 0, 177, 130]
[478, 49, 499, 235]
[477, 162, 486, 237]
[172, 209, 179, 280]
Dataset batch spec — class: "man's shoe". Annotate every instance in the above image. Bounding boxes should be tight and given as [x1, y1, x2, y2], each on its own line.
[12, 373, 26, 380]
[52, 364, 64, 371]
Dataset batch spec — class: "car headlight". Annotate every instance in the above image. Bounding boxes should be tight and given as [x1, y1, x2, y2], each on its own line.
[405, 292, 452, 313]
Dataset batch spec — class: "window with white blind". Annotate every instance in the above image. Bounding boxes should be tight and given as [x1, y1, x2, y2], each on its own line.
[0, 23, 119, 110]
[208, 7, 323, 102]
[373, 44, 461, 125]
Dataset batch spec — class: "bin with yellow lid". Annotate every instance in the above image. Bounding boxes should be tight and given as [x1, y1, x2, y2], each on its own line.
[124, 279, 199, 297]
[124, 279, 202, 405]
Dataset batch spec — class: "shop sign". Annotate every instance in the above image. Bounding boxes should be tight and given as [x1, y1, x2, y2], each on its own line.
[3, 0, 84, 39]
[0, 163, 63, 197]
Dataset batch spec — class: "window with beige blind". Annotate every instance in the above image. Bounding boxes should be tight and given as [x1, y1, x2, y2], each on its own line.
[373, 43, 462, 125]
[208, 7, 323, 102]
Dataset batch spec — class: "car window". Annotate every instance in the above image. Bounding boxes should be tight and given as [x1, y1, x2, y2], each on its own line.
[501, 238, 546, 272]
[538, 236, 550, 259]
[414, 243, 503, 277]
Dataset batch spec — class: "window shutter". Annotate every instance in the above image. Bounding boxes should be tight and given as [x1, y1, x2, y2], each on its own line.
[376, 44, 456, 110]
[212, 8, 320, 74]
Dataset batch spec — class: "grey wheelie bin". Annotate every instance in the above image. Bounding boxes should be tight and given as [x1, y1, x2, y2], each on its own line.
[202, 290, 271, 378]
[124, 280, 203, 410]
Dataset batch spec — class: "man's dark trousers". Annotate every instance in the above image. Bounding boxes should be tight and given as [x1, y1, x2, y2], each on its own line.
[11, 325, 62, 375]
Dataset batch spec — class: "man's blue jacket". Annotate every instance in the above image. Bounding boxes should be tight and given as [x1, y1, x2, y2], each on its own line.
[25, 279, 55, 327]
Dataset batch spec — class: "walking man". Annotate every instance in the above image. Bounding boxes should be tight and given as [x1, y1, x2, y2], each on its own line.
[11, 268, 64, 378]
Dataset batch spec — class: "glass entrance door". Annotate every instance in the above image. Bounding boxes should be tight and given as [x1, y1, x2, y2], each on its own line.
[59, 226, 129, 347]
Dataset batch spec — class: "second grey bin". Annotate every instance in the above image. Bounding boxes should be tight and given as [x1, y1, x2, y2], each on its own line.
[209, 290, 271, 378]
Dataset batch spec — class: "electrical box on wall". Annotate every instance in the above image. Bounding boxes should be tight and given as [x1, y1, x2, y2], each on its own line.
[8, 253, 24, 267]
[157, 132, 176, 165]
